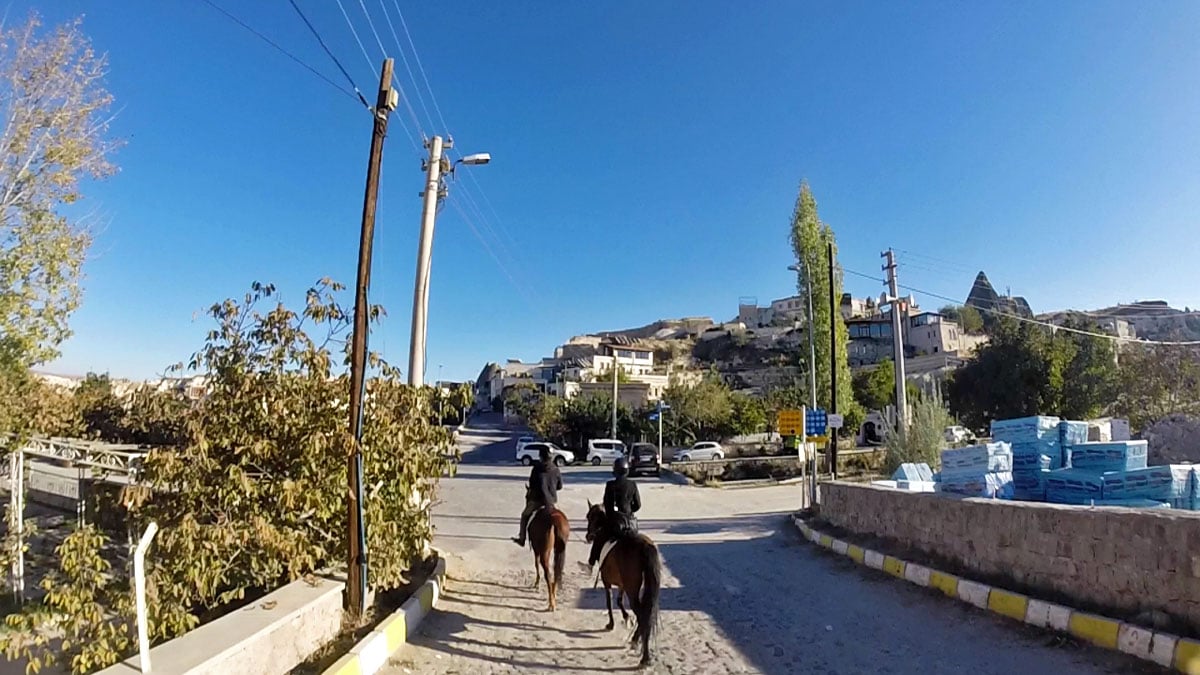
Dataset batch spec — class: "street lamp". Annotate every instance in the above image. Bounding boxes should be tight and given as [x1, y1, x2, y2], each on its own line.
[788, 263, 818, 408]
[408, 137, 490, 387]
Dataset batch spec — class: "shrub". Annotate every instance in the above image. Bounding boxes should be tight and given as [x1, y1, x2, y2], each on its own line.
[882, 396, 950, 476]
[2, 280, 453, 672]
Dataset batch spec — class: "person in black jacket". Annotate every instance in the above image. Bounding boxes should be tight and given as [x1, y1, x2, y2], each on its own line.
[588, 456, 641, 567]
[512, 445, 562, 547]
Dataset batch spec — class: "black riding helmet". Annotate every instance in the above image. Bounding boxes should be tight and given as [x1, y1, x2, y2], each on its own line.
[613, 456, 629, 476]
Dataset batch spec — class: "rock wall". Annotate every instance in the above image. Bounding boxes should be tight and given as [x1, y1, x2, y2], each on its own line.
[1143, 414, 1200, 464]
[820, 481, 1200, 632]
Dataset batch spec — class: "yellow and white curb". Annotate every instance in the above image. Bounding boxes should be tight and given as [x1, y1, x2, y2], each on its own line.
[323, 556, 449, 675]
[791, 515, 1200, 674]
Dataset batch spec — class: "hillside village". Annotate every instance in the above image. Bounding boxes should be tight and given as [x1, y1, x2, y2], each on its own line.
[474, 270, 1200, 424]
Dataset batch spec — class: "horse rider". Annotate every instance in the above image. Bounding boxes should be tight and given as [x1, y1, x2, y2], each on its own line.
[588, 456, 641, 569]
[512, 444, 562, 547]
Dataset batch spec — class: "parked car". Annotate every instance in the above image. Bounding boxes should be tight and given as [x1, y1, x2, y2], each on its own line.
[629, 442, 660, 477]
[674, 441, 725, 462]
[515, 435, 537, 455]
[943, 426, 975, 444]
[586, 439, 627, 466]
[517, 441, 573, 467]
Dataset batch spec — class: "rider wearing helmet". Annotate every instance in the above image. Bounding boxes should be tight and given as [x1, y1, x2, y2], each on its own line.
[512, 444, 562, 547]
[588, 455, 641, 568]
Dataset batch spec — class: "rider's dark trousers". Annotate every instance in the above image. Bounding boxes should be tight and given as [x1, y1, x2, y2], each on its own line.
[517, 498, 539, 542]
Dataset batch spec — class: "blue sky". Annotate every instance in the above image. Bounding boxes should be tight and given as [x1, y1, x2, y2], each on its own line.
[27, 1, 1200, 382]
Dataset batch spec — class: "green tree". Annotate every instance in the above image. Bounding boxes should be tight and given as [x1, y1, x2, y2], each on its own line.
[72, 372, 124, 441]
[852, 361, 920, 412]
[938, 305, 983, 333]
[958, 305, 984, 334]
[788, 181, 853, 417]
[662, 372, 737, 444]
[948, 318, 1118, 429]
[1, 281, 455, 673]
[730, 392, 767, 436]
[0, 15, 120, 372]
[1114, 343, 1200, 431]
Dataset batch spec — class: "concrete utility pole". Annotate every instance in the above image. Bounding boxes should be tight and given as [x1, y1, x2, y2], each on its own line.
[611, 350, 619, 439]
[827, 242, 839, 478]
[347, 58, 397, 616]
[882, 249, 908, 435]
[408, 135, 449, 386]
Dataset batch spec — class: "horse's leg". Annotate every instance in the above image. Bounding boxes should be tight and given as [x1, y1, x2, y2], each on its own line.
[603, 579, 615, 631]
[541, 545, 555, 611]
[531, 546, 541, 589]
[616, 589, 630, 626]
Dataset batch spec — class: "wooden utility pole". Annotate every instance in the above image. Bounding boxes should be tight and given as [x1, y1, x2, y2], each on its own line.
[346, 58, 397, 616]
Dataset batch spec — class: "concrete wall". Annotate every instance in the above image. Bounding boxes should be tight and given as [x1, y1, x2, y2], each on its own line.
[819, 482, 1200, 632]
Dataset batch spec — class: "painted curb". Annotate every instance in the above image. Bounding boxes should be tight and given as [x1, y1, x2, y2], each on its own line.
[322, 555, 448, 675]
[790, 515, 1195, 674]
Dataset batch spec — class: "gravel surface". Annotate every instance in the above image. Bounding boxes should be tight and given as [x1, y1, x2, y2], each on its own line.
[384, 415, 1159, 674]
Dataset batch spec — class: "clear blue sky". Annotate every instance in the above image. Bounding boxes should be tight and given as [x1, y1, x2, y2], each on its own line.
[27, 1, 1200, 382]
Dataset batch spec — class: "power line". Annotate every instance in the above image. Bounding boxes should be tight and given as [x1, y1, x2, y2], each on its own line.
[391, 1, 451, 133]
[331, 0, 419, 151]
[283, 0, 372, 109]
[843, 267, 1200, 346]
[199, 0, 364, 106]
[447, 198, 540, 312]
[354, 0, 425, 138]
[375, 0, 437, 135]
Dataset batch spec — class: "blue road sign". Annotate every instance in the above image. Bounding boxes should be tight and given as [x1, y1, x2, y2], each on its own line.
[806, 408, 828, 436]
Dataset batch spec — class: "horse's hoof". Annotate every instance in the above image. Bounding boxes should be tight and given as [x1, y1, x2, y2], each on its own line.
[605, 622, 615, 631]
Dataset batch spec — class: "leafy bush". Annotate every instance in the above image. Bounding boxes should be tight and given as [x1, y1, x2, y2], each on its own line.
[2, 280, 453, 672]
[883, 395, 951, 476]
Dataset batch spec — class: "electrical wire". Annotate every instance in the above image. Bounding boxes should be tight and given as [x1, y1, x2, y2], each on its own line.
[391, 0, 451, 133]
[199, 0, 364, 106]
[447, 198, 539, 311]
[842, 267, 1200, 346]
[331, 0, 419, 151]
[283, 0, 372, 109]
[354, 0, 425, 138]
[375, 0, 437, 135]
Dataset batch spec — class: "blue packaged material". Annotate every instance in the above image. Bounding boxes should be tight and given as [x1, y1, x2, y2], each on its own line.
[1045, 469, 1104, 504]
[1100, 465, 1193, 505]
[891, 462, 934, 483]
[1012, 468, 1048, 501]
[941, 443, 1013, 476]
[1070, 441, 1148, 473]
[937, 471, 1014, 499]
[1011, 453, 1053, 470]
[1058, 420, 1090, 447]
[991, 417, 1061, 444]
[1010, 441, 1063, 467]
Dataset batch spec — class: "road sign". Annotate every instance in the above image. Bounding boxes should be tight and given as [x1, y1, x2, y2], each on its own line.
[827, 414, 844, 429]
[777, 409, 805, 436]
[806, 408, 828, 436]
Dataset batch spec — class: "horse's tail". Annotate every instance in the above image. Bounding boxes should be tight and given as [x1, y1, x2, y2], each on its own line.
[634, 539, 661, 651]
[552, 510, 569, 585]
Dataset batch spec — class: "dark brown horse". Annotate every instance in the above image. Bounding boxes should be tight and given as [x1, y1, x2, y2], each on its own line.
[527, 505, 570, 610]
[585, 502, 662, 667]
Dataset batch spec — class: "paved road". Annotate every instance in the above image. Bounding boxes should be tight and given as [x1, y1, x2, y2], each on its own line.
[384, 415, 1155, 674]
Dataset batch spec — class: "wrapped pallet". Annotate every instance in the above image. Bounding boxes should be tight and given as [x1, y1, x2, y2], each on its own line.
[1100, 465, 1195, 509]
[936, 471, 1015, 499]
[991, 416, 1061, 444]
[1070, 441, 1149, 473]
[1045, 468, 1104, 504]
[941, 442, 1013, 477]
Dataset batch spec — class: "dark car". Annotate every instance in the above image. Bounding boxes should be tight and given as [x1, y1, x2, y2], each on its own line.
[629, 442, 661, 477]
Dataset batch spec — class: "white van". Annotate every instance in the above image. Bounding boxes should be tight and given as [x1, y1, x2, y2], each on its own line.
[586, 439, 627, 466]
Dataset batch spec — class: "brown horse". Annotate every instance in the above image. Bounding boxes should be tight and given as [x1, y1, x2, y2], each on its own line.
[585, 502, 662, 667]
[527, 505, 570, 610]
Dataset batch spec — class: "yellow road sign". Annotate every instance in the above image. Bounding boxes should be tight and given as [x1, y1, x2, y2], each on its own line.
[777, 409, 805, 436]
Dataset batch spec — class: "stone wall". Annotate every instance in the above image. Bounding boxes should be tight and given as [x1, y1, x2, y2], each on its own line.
[819, 481, 1200, 632]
